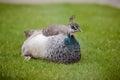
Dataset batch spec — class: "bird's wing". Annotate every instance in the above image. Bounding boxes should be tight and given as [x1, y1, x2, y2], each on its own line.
[42, 24, 68, 37]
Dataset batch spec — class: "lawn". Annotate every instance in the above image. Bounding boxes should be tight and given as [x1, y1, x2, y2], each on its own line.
[0, 3, 120, 80]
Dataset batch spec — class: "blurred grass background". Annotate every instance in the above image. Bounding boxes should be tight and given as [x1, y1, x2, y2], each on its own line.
[0, 3, 120, 80]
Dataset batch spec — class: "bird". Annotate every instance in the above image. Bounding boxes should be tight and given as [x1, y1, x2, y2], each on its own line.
[21, 16, 82, 64]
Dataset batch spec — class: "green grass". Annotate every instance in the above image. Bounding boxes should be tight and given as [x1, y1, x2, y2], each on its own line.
[0, 3, 120, 80]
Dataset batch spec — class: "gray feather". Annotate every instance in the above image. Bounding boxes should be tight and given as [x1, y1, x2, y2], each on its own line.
[42, 24, 69, 36]
[45, 34, 81, 64]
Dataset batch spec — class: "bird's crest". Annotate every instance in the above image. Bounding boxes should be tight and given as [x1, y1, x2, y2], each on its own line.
[69, 15, 75, 23]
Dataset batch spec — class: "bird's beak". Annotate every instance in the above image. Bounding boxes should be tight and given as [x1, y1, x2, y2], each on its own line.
[78, 27, 83, 32]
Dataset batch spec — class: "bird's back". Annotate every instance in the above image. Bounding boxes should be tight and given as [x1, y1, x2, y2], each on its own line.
[42, 24, 69, 36]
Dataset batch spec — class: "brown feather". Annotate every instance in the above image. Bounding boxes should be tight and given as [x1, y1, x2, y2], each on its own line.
[42, 24, 69, 36]
[24, 30, 41, 38]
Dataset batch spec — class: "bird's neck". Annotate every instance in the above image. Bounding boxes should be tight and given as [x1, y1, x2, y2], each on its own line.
[67, 25, 74, 33]
[64, 33, 78, 46]
[68, 33, 74, 39]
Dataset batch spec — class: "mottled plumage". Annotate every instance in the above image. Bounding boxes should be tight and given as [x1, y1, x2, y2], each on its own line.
[46, 34, 81, 63]
[22, 33, 81, 64]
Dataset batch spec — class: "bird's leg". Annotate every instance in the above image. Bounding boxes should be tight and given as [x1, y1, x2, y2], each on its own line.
[24, 56, 31, 61]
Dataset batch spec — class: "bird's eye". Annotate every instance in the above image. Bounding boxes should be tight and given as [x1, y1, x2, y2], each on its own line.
[71, 26, 77, 30]
[71, 26, 75, 29]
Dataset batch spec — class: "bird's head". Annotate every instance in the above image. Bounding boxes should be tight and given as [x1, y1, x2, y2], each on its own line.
[68, 15, 82, 33]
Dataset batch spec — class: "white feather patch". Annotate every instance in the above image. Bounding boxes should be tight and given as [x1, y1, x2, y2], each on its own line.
[22, 34, 48, 58]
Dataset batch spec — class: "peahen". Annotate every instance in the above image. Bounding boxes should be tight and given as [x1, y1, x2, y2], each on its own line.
[21, 16, 82, 64]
